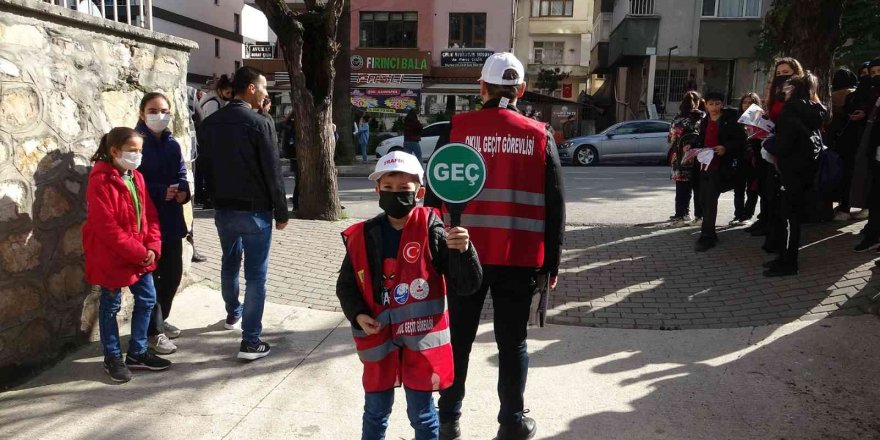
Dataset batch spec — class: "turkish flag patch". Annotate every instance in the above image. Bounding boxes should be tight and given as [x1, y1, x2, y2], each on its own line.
[402, 242, 421, 264]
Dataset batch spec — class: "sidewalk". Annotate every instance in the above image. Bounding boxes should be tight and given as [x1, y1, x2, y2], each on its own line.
[279, 158, 375, 178]
[0, 284, 877, 439]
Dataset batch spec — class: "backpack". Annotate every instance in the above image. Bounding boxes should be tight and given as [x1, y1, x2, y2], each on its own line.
[814, 144, 844, 194]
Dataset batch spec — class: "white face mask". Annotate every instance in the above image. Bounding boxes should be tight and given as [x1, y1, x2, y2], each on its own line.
[115, 151, 143, 171]
[145, 113, 171, 132]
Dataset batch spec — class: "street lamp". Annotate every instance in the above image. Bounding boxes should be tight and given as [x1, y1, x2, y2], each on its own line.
[663, 45, 680, 118]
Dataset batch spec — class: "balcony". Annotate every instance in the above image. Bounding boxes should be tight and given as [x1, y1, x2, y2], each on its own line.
[590, 42, 609, 74]
[607, 14, 659, 67]
[526, 63, 591, 79]
[592, 12, 611, 48]
[42, 0, 154, 29]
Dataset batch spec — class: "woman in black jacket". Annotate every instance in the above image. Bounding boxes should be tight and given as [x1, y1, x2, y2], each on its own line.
[763, 73, 827, 277]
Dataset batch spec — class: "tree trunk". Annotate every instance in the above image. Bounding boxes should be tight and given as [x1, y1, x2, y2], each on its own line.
[255, 0, 343, 221]
[333, 0, 353, 164]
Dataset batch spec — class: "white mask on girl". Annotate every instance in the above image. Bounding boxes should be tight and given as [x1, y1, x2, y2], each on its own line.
[115, 151, 143, 171]
[145, 113, 171, 132]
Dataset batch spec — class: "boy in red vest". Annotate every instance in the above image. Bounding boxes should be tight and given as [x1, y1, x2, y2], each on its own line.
[336, 151, 483, 440]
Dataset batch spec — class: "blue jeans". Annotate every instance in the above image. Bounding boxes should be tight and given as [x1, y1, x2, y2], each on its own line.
[359, 141, 368, 162]
[403, 141, 423, 162]
[214, 210, 272, 345]
[363, 387, 439, 440]
[99, 274, 157, 359]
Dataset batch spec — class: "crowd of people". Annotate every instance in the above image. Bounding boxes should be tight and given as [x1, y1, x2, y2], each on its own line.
[667, 57, 880, 277]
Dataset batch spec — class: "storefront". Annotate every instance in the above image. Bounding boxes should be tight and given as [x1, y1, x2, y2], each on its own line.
[349, 49, 430, 128]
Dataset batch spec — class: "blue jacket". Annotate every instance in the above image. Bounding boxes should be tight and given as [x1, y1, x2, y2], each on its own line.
[136, 121, 190, 241]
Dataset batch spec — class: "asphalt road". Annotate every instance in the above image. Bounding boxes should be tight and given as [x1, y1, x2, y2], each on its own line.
[288, 165, 738, 225]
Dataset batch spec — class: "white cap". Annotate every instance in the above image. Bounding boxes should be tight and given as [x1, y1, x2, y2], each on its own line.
[479, 52, 526, 86]
[369, 151, 425, 183]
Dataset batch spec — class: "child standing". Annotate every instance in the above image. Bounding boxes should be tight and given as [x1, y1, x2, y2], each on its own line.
[83, 127, 172, 383]
[336, 151, 482, 440]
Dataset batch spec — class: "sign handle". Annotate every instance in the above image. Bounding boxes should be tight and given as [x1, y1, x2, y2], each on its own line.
[447, 203, 465, 227]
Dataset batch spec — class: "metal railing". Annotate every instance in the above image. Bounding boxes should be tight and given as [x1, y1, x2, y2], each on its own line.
[43, 0, 153, 30]
[629, 0, 655, 16]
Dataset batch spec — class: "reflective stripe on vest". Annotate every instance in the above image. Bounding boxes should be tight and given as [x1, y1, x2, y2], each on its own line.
[448, 108, 548, 267]
[341, 207, 454, 392]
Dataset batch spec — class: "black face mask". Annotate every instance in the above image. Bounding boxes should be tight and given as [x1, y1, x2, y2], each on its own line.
[774, 74, 793, 101]
[872, 75, 880, 88]
[379, 190, 417, 219]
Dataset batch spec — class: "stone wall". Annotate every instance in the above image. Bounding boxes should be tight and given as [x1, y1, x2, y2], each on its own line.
[0, 0, 196, 377]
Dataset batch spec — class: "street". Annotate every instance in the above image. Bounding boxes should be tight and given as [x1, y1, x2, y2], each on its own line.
[323, 165, 736, 225]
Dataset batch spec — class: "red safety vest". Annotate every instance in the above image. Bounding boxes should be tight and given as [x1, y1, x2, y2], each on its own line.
[447, 107, 548, 268]
[341, 207, 454, 393]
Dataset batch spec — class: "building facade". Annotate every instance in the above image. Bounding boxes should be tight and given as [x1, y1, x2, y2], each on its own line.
[513, 0, 594, 99]
[151, 0, 268, 86]
[592, 0, 769, 122]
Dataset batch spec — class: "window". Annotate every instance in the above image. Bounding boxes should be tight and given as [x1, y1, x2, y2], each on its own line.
[639, 122, 671, 133]
[422, 122, 448, 138]
[234, 13, 240, 35]
[214, 38, 220, 57]
[702, 0, 761, 17]
[653, 69, 691, 103]
[531, 0, 574, 17]
[448, 13, 486, 48]
[359, 11, 419, 48]
[629, 0, 654, 15]
[533, 41, 564, 65]
[611, 123, 640, 135]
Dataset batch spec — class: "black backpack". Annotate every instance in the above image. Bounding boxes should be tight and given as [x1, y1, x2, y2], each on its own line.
[814, 134, 844, 194]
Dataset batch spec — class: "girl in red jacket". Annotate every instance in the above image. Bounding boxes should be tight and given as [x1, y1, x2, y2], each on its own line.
[82, 127, 172, 383]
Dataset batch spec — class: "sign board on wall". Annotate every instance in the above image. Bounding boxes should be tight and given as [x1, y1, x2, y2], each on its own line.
[350, 73, 423, 89]
[350, 49, 431, 73]
[440, 49, 494, 67]
[351, 88, 420, 114]
[246, 43, 276, 59]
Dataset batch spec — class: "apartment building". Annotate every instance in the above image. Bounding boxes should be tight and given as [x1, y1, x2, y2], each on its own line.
[512, 0, 595, 99]
[592, 0, 769, 122]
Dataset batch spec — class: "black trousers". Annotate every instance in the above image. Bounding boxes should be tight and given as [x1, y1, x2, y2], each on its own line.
[780, 187, 809, 268]
[674, 180, 701, 218]
[733, 175, 759, 220]
[148, 238, 184, 336]
[764, 168, 785, 252]
[438, 268, 536, 426]
[699, 171, 721, 239]
[864, 162, 880, 240]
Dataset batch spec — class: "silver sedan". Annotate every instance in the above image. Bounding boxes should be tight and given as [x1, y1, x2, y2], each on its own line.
[558, 120, 672, 166]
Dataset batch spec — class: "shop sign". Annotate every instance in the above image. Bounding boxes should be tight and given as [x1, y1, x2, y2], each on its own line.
[351, 88, 420, 114]
[351, 50, 431, 73]
[246, 43, 275, 59]
[440, 49, 494, 67]
[350, 73, 423, 88]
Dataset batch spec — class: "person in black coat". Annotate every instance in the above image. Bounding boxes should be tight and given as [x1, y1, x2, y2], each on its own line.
[763, 73, 827, 276]
[693, 92, 747, 252]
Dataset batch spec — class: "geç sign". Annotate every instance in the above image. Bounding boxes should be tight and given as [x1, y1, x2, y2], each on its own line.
[427, 143, 487, 226]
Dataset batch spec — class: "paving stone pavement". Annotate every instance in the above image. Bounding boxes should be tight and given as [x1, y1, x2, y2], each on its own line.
[191, 210, 880, 330]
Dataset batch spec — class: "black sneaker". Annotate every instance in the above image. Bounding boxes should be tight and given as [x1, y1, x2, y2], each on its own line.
[103, 356, 132, 383]
[854, 238, 880, 253]
[125, 350, 172, 371]
[191, 252, 207, 263]
[764, 266, 798, 277]
[238, 340, 271, 360]
[694, 238, 717, 252]
[439, 421, 462, 440]
[762, 259, 782, 269]
[496, 416, 537, 440]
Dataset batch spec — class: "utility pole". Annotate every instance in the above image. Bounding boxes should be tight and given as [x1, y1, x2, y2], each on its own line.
[663, 45, 679, 119]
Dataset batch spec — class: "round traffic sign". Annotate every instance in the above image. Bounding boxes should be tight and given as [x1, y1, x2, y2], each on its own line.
[426, 143, 487, 204]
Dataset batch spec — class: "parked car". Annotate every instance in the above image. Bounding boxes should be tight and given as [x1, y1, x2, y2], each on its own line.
[558, 120, 671, 166]
[375, 121, 450, 161]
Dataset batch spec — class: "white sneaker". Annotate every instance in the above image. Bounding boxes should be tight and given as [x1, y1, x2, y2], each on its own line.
[149, 334, 177, 354]
[728, 218, 743, 226]
[672, 215, 692, 227]
[833, 211, 852, 221]
[692, 217, 703, 226]
[164, 322, 181, 339]
[224, 316, 242, 330]
[853, 209, 870, 220]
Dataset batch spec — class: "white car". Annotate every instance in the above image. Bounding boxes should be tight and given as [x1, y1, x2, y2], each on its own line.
[375, 121, 450, 161]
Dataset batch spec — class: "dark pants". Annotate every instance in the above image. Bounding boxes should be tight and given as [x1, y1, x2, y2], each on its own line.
[864, 163, 880, 240]
[148, 238, 183, 336]
[674, 180, 701, 218]
[699, 171, 721, 240]
[733, 179, 759, 220]
[291, 159, 300, 210]
[764, 168, 785, 252]
[438, 268, 535, 426]
[779, 187, 809, 269]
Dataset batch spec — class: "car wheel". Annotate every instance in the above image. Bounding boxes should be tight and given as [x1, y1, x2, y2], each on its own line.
[575, 146, 598, 166]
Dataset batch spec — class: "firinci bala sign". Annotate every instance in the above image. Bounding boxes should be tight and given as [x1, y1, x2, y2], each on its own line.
[350, 50, 431, 73]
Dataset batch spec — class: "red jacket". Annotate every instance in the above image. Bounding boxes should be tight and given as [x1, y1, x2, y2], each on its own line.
[82, 161, 162, 289]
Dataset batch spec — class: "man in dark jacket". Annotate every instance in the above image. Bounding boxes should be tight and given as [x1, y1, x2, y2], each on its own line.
[198, 66, 289, 360]
[694, 92, 747, 251]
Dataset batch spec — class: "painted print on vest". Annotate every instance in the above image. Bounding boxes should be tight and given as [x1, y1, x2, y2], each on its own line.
[395, 317, 436, 336]
[462, 133, 536, 157]
[393, 283, 410, 304]
[410, 278, 430, 300]
[403, 242, 421, 264]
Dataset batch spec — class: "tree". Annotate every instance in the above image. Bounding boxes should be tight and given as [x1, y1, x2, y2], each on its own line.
[837, 0, 880, 70]
[535, 68, 570, 95]
[755, 0, 847, 103]
[255, 0, 344, 220]
[332, 0, 354, 164]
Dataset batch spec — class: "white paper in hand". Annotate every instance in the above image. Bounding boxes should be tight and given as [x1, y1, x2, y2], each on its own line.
[738, 104, 775, 133]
